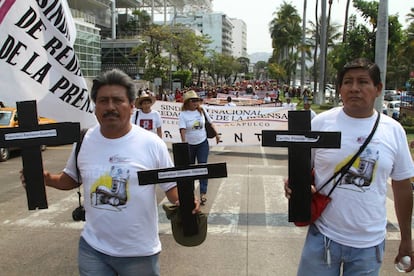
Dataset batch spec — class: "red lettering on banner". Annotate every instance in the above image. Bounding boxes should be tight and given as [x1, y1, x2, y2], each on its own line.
[0, 0, 16, 24]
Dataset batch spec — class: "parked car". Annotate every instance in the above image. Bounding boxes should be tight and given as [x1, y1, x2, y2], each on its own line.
[386, 100, 408, 120]
[385, 94, 401, 102]
[401, 91, 414, 104]
[0, 107, 56, 161]
[383, 89, 398, 101]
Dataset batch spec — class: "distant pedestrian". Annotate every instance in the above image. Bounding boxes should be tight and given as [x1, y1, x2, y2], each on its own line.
[303, 101, 316, 120]
[131, 92, 162, 138]
[224, 96, 236, 107]
[282, 98, 296, 110]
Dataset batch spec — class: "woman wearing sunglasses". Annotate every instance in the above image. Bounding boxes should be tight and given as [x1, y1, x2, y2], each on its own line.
[178, 90, 220, 205]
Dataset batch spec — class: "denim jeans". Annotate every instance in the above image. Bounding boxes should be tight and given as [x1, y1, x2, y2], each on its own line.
[189, 139, 209, 194]
[297, 224, 384, 276]
[78, 237, 160, 276]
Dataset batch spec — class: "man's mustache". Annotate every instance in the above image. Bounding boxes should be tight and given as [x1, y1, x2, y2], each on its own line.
[103, 111, 120, 118]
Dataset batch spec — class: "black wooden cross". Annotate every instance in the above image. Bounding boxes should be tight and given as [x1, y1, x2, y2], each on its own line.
[138, 142, 227, 237]
[262, 110, 341, 223]
[0, 100, 80, 210]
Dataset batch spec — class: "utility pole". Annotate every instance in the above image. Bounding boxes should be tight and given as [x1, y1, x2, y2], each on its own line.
[317, 0, 327, 105]
[111, 0, 116, 39]
[300, 0, 307, 94]
[374, 0, 388, 113]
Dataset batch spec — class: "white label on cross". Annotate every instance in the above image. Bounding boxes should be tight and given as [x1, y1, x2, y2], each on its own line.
[158, 168, 208, 179]
[5, 129, 57, 140]
[276, 135, 320, 142]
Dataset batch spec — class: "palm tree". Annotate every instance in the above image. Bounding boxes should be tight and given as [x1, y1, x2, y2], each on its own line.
[343, 0, 352, 43]
[407, 7, 414, 23]
[269, 1, 302, 85]
[307, 19, 342, 93]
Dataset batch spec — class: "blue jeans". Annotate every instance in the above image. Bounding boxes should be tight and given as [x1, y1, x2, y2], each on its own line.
[189, 139, 209, 194]
[78, 237, 160, 276]
[297, 224, 384, 276]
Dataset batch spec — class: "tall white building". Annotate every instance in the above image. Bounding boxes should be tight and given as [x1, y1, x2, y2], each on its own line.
[229, 18, 247, 58]
[173, 13, 233, 56]
[145, 1, 246, 57]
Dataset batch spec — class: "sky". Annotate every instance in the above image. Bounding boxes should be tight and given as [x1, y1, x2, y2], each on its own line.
[212, 0, 411, 54]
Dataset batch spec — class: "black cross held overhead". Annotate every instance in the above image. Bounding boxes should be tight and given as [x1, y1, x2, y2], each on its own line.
[262, 110, 341, 223]
[0, 100, 80, 210]
[138, 142, 227, 238]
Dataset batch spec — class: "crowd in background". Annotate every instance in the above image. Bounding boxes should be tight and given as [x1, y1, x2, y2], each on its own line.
[139, 80, 313, 106]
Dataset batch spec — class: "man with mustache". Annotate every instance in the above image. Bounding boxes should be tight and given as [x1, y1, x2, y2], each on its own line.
[28, 69, 200, 275]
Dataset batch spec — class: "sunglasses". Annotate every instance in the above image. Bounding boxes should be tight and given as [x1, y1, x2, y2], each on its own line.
[189, 99, 200, 103]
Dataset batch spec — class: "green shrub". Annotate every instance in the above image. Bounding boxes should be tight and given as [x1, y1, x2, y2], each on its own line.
[403, 125, 414, 134]
[400, 116, 414, 127]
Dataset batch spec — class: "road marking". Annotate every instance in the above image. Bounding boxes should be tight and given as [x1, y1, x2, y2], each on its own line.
[260, 146, 269, 166]
[3, 193, 84, 229]
[2, 167, 409, 240]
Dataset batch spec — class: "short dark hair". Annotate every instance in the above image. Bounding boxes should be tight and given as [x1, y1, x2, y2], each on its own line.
[91, 69, 136, 103]
[337, 58, 381, 87]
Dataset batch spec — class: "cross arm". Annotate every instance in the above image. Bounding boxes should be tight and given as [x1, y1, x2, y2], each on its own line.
[138, 163, 227, 185]
[0, 122, 80, 147]
[262, 130, 341, 148]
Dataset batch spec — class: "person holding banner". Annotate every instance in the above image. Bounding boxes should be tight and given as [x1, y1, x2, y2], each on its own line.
[22, 69, 200, 276]
[179, 90, 220, 205]
[285, 58, 414, 275]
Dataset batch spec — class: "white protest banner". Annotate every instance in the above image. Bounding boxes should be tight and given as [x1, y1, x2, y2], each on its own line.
[153, 101, 289, 146]
[0, 0, 97, 128]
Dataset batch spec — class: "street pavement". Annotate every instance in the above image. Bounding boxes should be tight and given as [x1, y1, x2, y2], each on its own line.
[0, 144, 410, 275]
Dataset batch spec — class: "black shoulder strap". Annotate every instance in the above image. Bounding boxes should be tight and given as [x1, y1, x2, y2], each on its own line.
[202, 107, 209, 121]
[75, 128, 88, 184]
[74, 128, 88, 210]
[134, 110, 139, 124]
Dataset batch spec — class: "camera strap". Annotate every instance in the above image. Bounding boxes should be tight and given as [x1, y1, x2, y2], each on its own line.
[74, 128, 88, 208]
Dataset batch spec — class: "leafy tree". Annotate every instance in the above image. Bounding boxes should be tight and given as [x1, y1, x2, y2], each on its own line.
[268, 62, 286, 82]
[237, 57, 250, 75]
[132, 25, 172, 82]
[253, 61, 268, 80]
[168, 25, 211, 71]
[232, 57, 250, 84]
[329, 0, 404, 90]
[172, 70, 192, 87]
[118, 10, 152, 35]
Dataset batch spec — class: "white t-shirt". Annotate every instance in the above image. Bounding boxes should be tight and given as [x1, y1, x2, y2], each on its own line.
[312, 107, 414, 248]
[63, 125, 176, 257]
[131, 109, 162, 134]
[225, 102, 236, 107]
[282, 102, 296, 110]
[178, 107, 211, 145]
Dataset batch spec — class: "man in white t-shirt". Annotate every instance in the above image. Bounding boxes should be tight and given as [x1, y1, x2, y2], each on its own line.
[131, 92, 162, 138]
[282, 97, 296, 110]
[285, 58, 414, 274]
[23, 69, 200, 276]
